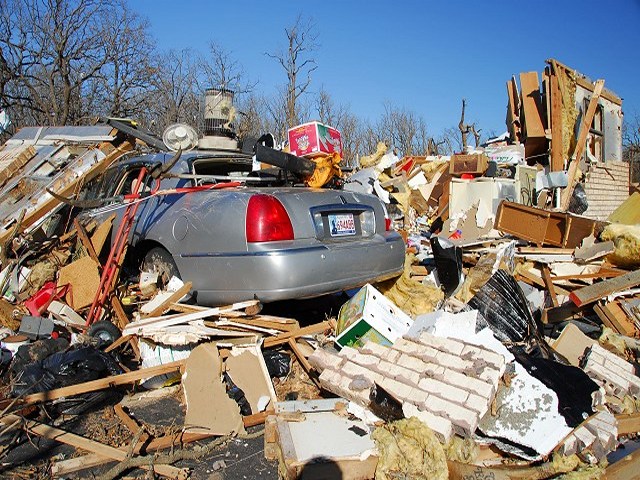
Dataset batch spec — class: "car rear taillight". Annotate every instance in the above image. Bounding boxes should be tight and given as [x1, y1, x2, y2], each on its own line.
[385, 217, 392, 231]
[246, 194, 294, 242]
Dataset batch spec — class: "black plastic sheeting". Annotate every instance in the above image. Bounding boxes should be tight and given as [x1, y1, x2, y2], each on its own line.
[469, 269, 597, 427]
[512, 349, 599, 427]
[12, 346, 122, 397]
[430, 236, 463, 297]
[468, 269, 534, 344]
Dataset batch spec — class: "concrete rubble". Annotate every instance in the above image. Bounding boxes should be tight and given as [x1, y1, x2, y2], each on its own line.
[0, 58, 639, 480]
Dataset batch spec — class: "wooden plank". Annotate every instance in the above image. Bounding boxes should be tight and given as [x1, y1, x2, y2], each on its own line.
[561, 79, 605, 210]
[541, 265, 559, 307]
[596, 302, 636, 337]
[520, 71, 546, 138]
[570, 269, 640, 307]
[2, 415, 186, 479]
[516, 268, 571, 297]
[143, 281, 193, 318]
[263, 321, 332, 348]
[549, 68, 564, 171]
[616, 413, 640, 437]
[0, 145, 36, 187]
[126, 300, 259, 334]
[74, 218, 99, 263]
[603, 447, 640, 480]
[7, 360, 185, 407]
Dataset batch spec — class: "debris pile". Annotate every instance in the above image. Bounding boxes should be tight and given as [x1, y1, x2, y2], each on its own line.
[0, 58, 638, 480]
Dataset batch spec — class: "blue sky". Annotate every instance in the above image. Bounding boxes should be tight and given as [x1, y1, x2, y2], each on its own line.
[132, 0, 640, 137]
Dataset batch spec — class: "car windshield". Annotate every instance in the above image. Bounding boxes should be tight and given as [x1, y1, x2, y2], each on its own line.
[191, 157, 253, 185]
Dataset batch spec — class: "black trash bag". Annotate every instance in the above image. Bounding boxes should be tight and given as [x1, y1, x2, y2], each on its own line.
[568, 183, 589, 215]
[47, 389, 124, 417]
[263, 350, 291, 378]
[10, 337, 69, 376]
[512, 347, 599, 427]
[11, 345, 123, 397]
[368, 384, 404, 423]
[223, 372, 252, 416]
[430, 236, 463, 297]
[468, 269, 537, 344]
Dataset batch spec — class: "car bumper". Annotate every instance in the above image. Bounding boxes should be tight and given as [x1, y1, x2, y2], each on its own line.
[176, 233, 405, 305]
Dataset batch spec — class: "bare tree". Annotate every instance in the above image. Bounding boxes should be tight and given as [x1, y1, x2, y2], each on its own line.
[266, 15, 318, 129]
[0, 0, 154, 126]
[374, 102, 431, 157]
[145, 49, 204, 134]
[623, 111, 640, 183]
[204, 42, 256, 95]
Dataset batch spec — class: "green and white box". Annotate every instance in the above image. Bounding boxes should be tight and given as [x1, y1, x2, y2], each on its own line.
[335, 284, 413, 349]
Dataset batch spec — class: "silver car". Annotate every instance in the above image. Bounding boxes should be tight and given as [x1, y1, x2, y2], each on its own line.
[79, 149, 404, 306]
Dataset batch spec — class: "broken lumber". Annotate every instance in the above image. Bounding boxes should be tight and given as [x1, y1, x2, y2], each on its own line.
[570, 269, 640, 307]
[263, 320, 333, 348]
[143, 281, 193, 318]
[615, 413, 640, 438]
[594, 303, 636, 337]
[2, 360, 185, 408]
[1, 415, 186, 479]
[560, 79, 605, 210]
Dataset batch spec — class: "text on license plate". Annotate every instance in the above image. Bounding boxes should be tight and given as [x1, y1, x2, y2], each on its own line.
[329, 213, 356, 237]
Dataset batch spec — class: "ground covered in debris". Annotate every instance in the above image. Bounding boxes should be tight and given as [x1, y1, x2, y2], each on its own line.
[2, 57, 640, 480]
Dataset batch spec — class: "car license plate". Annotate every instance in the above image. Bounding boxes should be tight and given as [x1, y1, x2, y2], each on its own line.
[329, 213, 356, 237]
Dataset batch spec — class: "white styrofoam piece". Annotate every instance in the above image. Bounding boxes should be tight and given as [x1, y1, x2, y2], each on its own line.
[287, 411, 376, 463]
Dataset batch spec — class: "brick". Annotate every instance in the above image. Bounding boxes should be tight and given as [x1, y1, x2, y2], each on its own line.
[592, 344, 635, 373]
[389, 365, 421, 386]
[349, 352, 381, 368]
[422, 363, 446, 378]
[361, 341, 389, 358]
[392, 338, 423, 356]
[341, 361, 374, 381]
[375, 360, 397, 377]
[378, 377, 413, 401]
[445, 370, 495, 399]
[461, 344, 505, 371]
[465, 392, 490, 416]
[431, 350, 474, 372]
[585, 363, 629, 396]
[478, 367, 502, 386]
[382, 348, 401, 363]
[397, 353, 428, 372]
[417, 346, 442, 363]
[416, 332, 466, 355]
[561, 434, 579, 456]
[403, 403, 454, 442]
[308, 349, 344, 371]
[418, 377, 469, 405]
[405, 387, 428, 405]
[338, 346, 360, 360]
[573, 426, 597, 450]
[421, 395, 479, 434]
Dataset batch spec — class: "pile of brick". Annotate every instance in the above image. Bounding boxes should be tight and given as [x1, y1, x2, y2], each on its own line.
[309, 332, 505, 441]
[559, 410, 618, 461]
[581, 343, 640, 399]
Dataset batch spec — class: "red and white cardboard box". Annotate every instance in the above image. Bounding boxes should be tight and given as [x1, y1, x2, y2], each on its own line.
[288, 121, 343, 158]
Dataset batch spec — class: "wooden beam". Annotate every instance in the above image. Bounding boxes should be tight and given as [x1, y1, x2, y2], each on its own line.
[570, 269, 640, 307]
[5, 360, 185, 408]
[549, 68, 564, 172]
[263, 321, 333, 348]
[594, 303, 636, 337]
[73, 218, 99, 263]
[516, 268, 571, 296]
[603, 447, 640, 480]
[2, 415, 186, 479]
[560, 79, 605, 211]
[616, 413, 640, 437]
[540, 265, 559, 307]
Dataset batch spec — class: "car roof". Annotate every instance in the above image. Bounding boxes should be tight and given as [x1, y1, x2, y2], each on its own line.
[114, 149, 254, 172]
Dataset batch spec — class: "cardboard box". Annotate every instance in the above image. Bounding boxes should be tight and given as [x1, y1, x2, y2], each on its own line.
[288, 121, 343, 158]
[449, 153, 489, 177]
[335, 284, 412, 349]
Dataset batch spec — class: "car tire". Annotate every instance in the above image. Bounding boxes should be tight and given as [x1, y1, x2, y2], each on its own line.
[141, 246, 181, 287]
[87, 320, 121, 347]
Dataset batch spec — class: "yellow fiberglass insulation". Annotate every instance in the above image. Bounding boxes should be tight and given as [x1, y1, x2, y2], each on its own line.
[372, 417, 448, 480]
[376, 254, 443, 317]
[601, 223, 640, 267]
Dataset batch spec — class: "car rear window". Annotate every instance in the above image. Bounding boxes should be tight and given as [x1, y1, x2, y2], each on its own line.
[191, 158, 252, 184]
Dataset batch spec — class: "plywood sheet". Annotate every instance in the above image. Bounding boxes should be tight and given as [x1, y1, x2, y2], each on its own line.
[57, 255, 100, 310]
[182, 342, 245, 435]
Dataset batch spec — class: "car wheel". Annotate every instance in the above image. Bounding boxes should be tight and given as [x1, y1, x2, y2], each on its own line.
[141, 246, 181, 288]
[87, 320, 121, 347]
